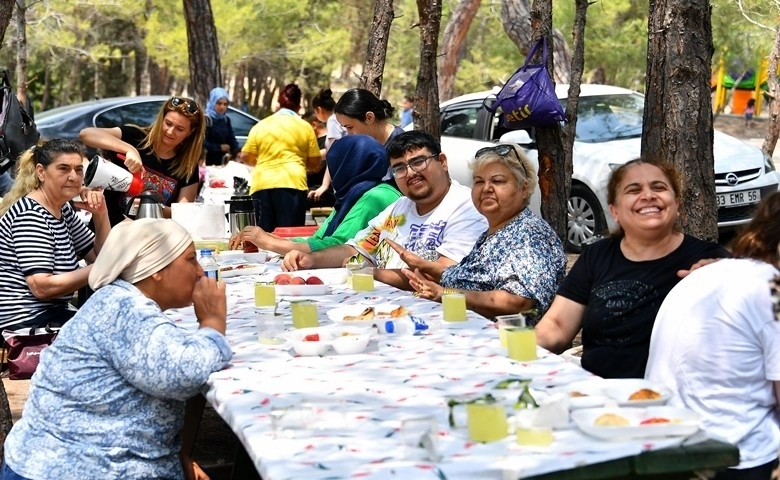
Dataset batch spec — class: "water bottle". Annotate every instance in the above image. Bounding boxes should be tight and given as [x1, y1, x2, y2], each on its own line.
[380, 316, 438, 336]
[199, 249, 219, 280]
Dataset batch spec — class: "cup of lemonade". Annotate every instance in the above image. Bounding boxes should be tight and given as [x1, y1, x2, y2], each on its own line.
[495, 314, 527, 348]
[291, 300, 318, 328]
[506, 326, 537, 361]
[442, 292, 467, 322]
[466, 399, 508, 442]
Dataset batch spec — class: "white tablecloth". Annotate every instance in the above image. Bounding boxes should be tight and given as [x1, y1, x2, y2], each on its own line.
[166, 262, 690, 480]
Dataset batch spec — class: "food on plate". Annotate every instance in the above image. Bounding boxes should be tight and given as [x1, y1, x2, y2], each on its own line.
[639, 417, 672, 425]
[219, 264, 253, 272]
[305, 276, 324, 285]
[594, 413, 630, 427]
[344, 307, 375, 321]
[290, 276, 306, 285]
[303, 334, 320, 342]
[274, 273, 292, 285]
[386, 305, 410, 318]
[628, 388, 662, 401]
[569, 391, 588, 398]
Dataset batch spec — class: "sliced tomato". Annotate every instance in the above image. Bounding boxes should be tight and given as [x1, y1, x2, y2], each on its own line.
[640, 417, 670, 425]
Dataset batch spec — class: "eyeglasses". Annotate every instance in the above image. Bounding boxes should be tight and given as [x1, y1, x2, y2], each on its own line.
[475, 144, 525, 176]
[390, 153, 440, 178]
[169, 96, 200, 115]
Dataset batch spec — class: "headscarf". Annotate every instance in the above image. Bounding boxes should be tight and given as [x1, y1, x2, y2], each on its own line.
[206, 87, 230, 120]
[89, 219, 193, 290]
[324, 135, 391, 236]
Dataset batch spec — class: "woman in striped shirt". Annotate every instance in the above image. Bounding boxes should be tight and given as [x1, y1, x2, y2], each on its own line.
[0, 139, 110, 331]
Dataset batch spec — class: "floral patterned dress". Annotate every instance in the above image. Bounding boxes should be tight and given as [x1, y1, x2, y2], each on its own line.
[3, 279, 232, 479]
[440, 208, 566, 324]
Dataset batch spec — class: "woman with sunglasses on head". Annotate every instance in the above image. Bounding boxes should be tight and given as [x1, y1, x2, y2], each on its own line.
[401, 144, 566, 323]
[79, 96, 206, 225]
[535, 158, 729, 379]
[239, 83, 321, 232]
[0, 139, 109, 331]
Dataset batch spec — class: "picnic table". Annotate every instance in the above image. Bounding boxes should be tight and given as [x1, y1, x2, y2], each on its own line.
[168, 260, 738, 480]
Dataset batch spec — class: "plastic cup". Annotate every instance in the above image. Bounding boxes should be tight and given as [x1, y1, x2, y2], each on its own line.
[256, 311, 284, 345]
[291, 301, 318, 329]
[516, 426, 554, 446]
[442, 293, 467, 322]
[351, 267, 374, 292]
[506, 327, 537, 361]
[466, 401, 508, 442]
[495, 314, 528, 348]
[254, 282, 275, 307]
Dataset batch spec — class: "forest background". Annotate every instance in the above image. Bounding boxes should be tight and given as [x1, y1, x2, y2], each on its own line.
[0, 0, 774, 119]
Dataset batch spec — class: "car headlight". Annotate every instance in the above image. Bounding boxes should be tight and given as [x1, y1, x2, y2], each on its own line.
[764, 152, 776, 173]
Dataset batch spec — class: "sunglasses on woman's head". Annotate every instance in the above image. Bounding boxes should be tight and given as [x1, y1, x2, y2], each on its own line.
[475, 144, 526, 176]
[169, 96, 199, 115]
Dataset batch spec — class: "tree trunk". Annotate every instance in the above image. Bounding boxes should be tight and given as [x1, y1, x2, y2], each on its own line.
[14, 0, 28, 109]
[182, 0, 221, 105]
[414, 0, 442, 139]
[359, 0, 394, 97]
[762, 27, 780, 159]
[527, 0, 568, 244]
[0, 0, 19, 459]
[500, 0, 571, 84]
[642, 0, 717, 242]
[438, 0, 481, 102]
[560, 0, 590, 244]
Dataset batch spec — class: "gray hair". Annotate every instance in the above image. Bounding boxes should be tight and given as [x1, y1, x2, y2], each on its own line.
[469, 143, 537, 207]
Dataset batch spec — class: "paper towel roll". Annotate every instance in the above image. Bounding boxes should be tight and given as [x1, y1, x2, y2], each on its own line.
[171, 203, 228, 239]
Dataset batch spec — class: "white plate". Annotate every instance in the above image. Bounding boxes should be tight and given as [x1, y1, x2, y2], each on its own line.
[294, 268, 349, 285]
[600, 379, 672, 407]
[275, 284, 331, 296]
[571, 406, 700, 441]
[327, 304, 404, 325]
[551, 379, 611, 410]
[218, 263, 267, 278]
[215, 250, 245, 263]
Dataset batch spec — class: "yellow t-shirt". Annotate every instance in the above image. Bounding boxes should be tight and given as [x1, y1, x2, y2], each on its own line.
[242, 111, 320, 193]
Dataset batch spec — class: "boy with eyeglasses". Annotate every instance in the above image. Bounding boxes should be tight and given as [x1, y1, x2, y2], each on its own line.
[282, 131, 487, 291]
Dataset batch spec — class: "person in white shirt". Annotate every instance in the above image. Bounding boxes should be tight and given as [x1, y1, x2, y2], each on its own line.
[645, 191, 780, 480]
[282, 130, 487, 290]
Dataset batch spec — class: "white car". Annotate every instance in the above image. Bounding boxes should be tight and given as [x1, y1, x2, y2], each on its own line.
[435, 84, 779, 251]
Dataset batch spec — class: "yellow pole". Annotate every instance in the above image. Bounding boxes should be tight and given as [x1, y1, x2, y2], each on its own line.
[714, 53, 726, 113]
[755, 58, 768, 116]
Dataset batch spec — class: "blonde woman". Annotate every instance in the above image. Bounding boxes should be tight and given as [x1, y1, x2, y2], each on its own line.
[0, 139, 109, 331]
[79, 96, 206, 225]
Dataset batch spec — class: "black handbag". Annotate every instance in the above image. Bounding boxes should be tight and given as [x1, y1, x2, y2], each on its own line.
[0, 70, 39, 174]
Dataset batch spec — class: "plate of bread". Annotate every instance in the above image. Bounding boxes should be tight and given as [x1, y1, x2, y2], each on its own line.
[600, 379, 672, 407]
[571, 406, 700, 441]
[327, 304, 410, 325]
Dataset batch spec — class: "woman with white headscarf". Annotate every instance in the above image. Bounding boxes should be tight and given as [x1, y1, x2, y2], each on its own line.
[203, 87, 240, 166]
[1, 219, 232, 480]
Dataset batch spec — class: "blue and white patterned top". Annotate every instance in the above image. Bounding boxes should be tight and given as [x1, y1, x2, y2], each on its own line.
[4, 279, 232, 480]
[440, 208, 566, 323]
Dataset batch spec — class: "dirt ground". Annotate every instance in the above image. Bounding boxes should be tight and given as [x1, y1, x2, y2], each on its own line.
[1, 113, 774, 478]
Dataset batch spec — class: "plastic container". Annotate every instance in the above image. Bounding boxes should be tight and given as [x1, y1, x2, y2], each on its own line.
[199, 249, 219, 280]
[272, 226, 319, 238]
[379, 316, 437, 335]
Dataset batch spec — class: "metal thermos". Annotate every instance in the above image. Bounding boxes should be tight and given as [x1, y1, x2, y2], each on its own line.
[226, 195, 256, 235]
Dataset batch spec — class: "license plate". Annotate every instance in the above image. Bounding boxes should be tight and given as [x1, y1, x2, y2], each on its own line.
[716, 189, 760, 208]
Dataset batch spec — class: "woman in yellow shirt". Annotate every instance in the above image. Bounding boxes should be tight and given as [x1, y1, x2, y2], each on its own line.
[239, 84, 321, 232]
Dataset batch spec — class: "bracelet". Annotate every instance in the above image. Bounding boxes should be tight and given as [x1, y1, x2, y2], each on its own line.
[442, 288, 458, 295]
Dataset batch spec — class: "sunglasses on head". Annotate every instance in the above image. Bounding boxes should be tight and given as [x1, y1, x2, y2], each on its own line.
[169, 96, 199, 115]
[475, 144, 526, 176]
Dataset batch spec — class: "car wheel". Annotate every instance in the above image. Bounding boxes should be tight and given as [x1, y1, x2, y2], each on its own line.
[566, 184, 607, 253]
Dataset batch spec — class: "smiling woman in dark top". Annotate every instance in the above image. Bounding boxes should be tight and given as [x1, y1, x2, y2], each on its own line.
[535, 158, 729, 378]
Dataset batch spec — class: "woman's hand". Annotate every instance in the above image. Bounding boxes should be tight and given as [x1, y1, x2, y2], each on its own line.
[192, 277, 227, 334]
[123, 147, 144, 174]
[307, 185, 329, 201]
[72, 188, 107, 215]
[402, 268, 444, 302]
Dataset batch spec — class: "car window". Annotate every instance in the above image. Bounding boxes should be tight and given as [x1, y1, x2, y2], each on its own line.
[226, 110, 258, 137]
[566, 94, 644, 143]
[95, 101, 162, 128]
[440, 107, 478, 138]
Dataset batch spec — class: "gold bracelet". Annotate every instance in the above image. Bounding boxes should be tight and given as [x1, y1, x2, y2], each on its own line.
[442, 288, 458, 295]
